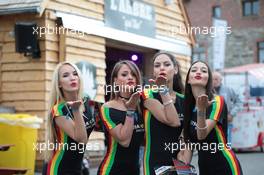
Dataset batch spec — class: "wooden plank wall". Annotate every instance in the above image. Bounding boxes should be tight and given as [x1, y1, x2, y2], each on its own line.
[46, 0, 104, 21]
[46, 0, 192, 82]
[0, 43, 2, 102]
[0, 11, 59, 164]
[147, 0, 192, 44]
[147, 0, 192, 79]
[64, 32, 106, 102]
[46, 0, 106, 102]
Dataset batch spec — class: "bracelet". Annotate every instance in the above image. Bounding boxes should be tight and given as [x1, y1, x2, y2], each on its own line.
[196, 124, 208, 130]
[197, 110, 206, 117]
[71, 107, 80, 112]
[163, 99, 173, 106]
[159, 87, 169, 96]
[126, 110, 136, 118]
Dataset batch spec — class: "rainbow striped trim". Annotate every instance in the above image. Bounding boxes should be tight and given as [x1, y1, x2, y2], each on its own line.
[141, 88, 154, 100]
[98, 134, 117, 175]
[100, 106, 116, 130]
[142, 89, 155, 175]
[209, 96, 224, 121]
[215, 125, 242, 175]
[143, 109, 151, 175]
[47, 103, 67, 175]
[51, 102, 65, 119]
[176, 92, 184, 99]
[46, 129, 67, 175]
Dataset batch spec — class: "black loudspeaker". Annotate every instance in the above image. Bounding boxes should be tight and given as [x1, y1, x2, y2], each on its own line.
[15, 22, 40, 58]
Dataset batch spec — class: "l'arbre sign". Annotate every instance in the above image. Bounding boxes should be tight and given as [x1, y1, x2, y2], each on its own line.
[105, 0, 156, 37]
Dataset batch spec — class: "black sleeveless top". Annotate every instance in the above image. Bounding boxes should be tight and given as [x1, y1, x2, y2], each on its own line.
[97, 106, 144, 175]
[142, 89, 184, 175]
[46, 97, 95, 175]
[188, 95, 243, 175]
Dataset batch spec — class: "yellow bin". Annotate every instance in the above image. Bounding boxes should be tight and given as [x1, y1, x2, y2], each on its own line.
[0, 114, 42, 175]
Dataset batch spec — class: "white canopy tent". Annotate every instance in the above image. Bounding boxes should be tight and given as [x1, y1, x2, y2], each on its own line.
[222, 64, 264, 104]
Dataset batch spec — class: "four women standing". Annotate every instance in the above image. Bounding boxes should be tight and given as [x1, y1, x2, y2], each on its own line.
[46, 56, 243, 175]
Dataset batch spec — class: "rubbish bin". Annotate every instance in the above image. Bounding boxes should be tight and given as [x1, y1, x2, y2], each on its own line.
[0, 114, 43, 175]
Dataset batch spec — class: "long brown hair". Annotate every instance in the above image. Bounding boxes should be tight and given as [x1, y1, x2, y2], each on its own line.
[183, 61, 214, 142]
[109, 60, 142, 100]
[153, 51, 184, 93]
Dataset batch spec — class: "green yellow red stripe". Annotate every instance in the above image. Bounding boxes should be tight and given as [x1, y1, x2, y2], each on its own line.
[215, 125, 241, 175]
[51, 102, 65, 118]
[143, 109, 151, 175]
[47, 103, 67, 175]
[142, 88, 154, 100]
[98, 133, 117, 175]
[100, 106, 116, 130]
[46, 124, 67, 174]
[176, 92, 184, 99]
[209, 96, 224, 121]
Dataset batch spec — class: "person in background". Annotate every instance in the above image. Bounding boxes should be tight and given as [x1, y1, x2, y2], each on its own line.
[213, 71, 241, 145]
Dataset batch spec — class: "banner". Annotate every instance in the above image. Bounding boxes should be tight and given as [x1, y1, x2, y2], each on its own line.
[213, 18, 227, 70]
[232, 108, 264, 148]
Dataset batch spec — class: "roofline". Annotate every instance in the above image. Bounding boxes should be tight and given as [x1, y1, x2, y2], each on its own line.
[178, 0, 196, 46]
[0, 6, 40, 15]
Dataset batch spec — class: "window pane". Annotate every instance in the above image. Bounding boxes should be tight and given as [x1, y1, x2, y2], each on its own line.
[200, 53, 206, 61]
[243, 2, 251, 16]
[213, 7, 221, 18]
[253, 1, 259, 15]
[259, 42, 264, 49]
[193, 54, 199, 61]
[259, 50, 264, 63]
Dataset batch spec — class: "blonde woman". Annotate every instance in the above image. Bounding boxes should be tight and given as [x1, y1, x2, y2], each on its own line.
[44, 61, 95, 175]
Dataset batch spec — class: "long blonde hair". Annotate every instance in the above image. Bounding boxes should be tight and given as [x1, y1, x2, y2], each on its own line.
[45, 61, 84, 161]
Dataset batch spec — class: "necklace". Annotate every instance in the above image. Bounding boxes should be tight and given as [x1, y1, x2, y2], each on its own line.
[119, 94, 130, 100]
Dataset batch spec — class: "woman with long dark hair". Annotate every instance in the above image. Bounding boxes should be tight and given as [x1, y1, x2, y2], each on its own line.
[181, 61, 243, 175]
[142, 51, 185, 175]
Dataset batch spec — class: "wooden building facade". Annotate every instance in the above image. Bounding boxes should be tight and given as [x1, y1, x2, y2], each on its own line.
[0, 0, 194, 170]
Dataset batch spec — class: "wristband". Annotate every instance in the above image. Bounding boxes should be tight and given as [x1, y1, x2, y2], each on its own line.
[196, 124, 208, 130]
[126, 110, 136, 118]
[197, 110, 206, 117]
[163, 99, 173, 106]
[159, 87, 169, 96]
[71, 107, 80, 112]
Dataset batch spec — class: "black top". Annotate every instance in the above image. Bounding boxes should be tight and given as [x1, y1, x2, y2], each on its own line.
[46, 97, 95, 175]
[142, 89, 184, 175]
[97, 107, 144, 175]
[189, 95, 243, 175]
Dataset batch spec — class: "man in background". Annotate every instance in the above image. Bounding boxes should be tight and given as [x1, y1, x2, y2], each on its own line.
[213, 71, 241, 146]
